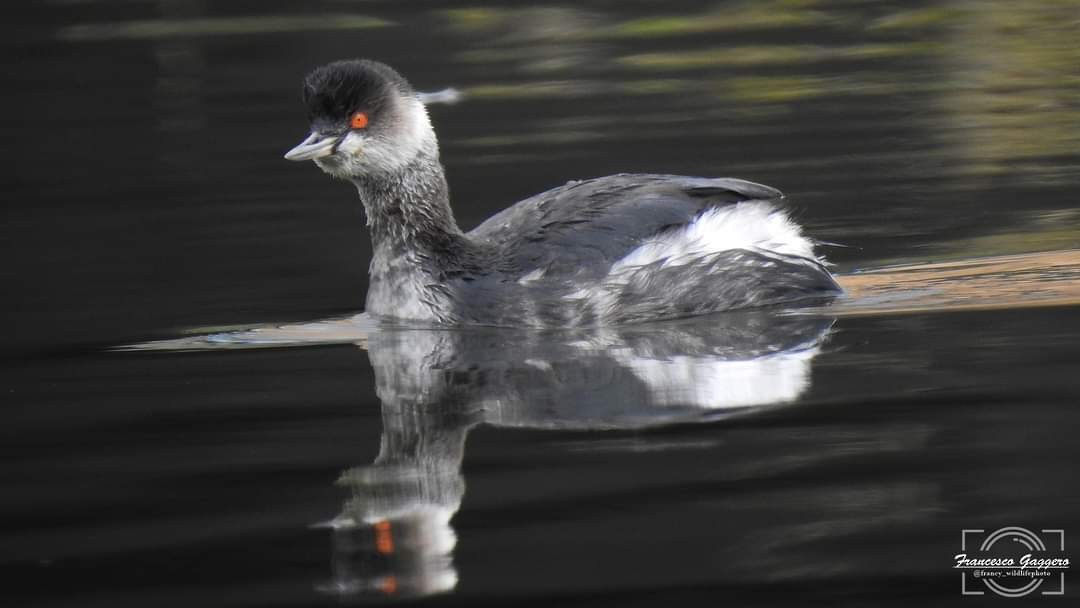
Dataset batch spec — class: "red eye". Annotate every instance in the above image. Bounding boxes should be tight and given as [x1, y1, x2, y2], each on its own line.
[350, 111, 369, 129]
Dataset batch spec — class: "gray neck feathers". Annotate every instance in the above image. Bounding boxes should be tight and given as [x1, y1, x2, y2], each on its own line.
[352, 151, 482, 322]
[352, 152, 469, 263]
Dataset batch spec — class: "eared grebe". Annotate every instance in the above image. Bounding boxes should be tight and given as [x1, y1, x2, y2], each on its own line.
[284, 59, 840, 326]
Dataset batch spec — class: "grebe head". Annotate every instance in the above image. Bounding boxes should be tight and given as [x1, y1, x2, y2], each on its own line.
[283, 59, 438, 179]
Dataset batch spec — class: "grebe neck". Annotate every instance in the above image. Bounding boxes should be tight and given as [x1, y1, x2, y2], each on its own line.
[352, 153, 466, 257]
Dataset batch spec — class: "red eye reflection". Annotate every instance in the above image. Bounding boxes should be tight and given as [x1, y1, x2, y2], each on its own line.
[350, 111, 369, 129]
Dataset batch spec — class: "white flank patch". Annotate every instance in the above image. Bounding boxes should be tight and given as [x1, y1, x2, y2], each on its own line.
[562, 201, 822, 312]
[610, 201, 817, 273]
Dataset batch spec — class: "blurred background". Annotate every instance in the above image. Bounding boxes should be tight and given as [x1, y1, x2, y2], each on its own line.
[4, 0, 1080, 351]
[3, 1, 1080, 606]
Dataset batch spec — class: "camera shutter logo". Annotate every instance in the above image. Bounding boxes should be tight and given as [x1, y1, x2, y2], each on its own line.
[956, 527, 1069, 597]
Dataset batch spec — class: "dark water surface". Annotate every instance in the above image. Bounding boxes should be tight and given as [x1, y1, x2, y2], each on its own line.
[4, 1, 1080, 606]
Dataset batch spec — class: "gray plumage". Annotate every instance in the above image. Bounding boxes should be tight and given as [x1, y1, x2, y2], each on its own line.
[285, 60, 841, 327]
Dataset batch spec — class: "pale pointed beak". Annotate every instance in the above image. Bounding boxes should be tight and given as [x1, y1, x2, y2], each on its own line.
[284, 132, 340, 161]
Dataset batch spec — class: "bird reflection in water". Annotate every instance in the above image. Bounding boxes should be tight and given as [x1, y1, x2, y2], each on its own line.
[123, 248, 1080, 599]
[294, 311, 834, 598]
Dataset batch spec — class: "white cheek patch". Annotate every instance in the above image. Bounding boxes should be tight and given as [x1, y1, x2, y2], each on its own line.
[348, 98, 438, 175]
[337, 130, 365, 156]
[316, 98, 437, 178]
[397, 98, 437, 159]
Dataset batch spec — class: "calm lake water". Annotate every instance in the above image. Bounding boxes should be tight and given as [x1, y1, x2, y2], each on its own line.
[4, 1, 1080, 606]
